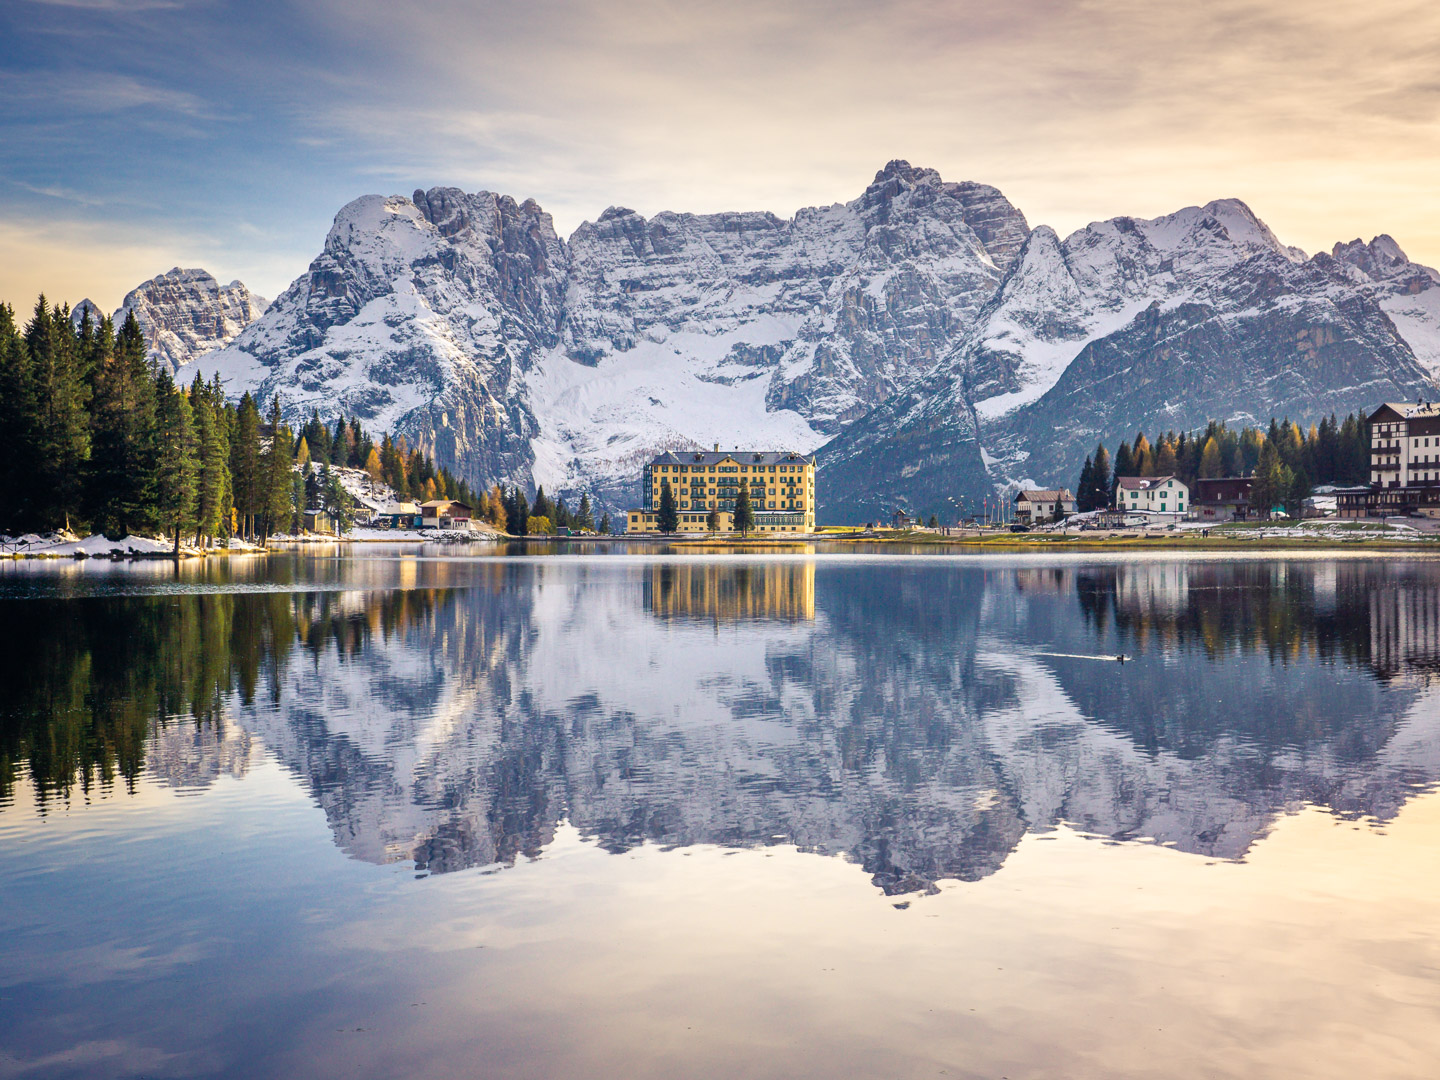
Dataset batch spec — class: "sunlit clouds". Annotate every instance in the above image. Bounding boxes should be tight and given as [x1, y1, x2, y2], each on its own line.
[4, 0, 1440, 307]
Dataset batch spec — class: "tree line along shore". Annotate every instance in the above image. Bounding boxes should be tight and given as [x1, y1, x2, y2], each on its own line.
[0, 297, 479, 551]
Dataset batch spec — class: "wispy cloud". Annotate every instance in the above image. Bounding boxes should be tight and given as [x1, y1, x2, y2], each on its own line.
[11, 70, 220, 118]
[8, 0, 1440, 298]
[21, 0, 189, 10]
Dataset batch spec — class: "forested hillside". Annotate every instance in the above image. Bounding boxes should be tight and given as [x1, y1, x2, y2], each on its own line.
[0, 297, 474, 548]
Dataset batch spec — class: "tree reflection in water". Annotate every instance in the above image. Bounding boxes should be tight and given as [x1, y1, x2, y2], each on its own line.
[3, 557, 1439, 893]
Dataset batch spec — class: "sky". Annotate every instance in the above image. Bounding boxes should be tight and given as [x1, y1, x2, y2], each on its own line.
[4, 0, 1440, 311]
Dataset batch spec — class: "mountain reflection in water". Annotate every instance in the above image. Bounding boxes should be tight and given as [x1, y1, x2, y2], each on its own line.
[3, 557, 1438, 894]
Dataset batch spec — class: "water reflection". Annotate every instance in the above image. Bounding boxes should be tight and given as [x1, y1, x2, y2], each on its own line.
[3, 557, 1440, 894]
[645, 561, 816, 621]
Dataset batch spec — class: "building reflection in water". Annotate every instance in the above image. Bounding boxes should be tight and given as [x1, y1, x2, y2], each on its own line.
[644, 561, 816, 622]
[4, 556, 1440, 894]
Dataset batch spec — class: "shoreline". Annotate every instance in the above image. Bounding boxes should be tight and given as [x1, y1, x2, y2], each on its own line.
[9, 526, 1440, 559]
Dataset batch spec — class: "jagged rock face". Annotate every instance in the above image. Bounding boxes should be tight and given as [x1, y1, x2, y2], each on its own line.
[195, 190, 569, 488]
[185, 163, 1026, 501]
[820, 200, 1440, 508]
[1330, 234, 1440, 378]
[534, 161, 1027, 507]
[117, 268, 267, 372]
[559, 161, 1027, 433]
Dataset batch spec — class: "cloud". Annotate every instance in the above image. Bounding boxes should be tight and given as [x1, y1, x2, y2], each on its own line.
[8, 0, 1440, 297]
[20, 0, 189, 10]
[9, 70, 219, 118]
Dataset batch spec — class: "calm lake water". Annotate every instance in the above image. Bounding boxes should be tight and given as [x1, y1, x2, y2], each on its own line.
[2, 546, 1439, 1079]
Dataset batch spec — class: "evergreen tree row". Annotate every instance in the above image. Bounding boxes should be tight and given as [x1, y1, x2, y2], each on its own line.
[488, 484, 609, 535]
[1074, 414, 1371, 516]
[0, 296, 477, 546]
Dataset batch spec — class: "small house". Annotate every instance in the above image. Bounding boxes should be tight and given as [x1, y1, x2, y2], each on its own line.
[302, 509, 336, 535]
[1014, 489, 1076, 525]
[1192, 477, 1252, 521]
[1113, 476, 1189, 518]
[377, 501, 420, 529]
[419, 500, 474, 530]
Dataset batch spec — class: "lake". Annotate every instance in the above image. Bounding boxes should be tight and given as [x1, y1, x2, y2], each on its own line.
[2, 546, 1439, 1079]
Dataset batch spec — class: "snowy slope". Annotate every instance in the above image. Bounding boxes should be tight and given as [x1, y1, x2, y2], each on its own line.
[1330, 235, 1440, 378]
[964, 199, 1308, 420]
[193, 189, 569, 493]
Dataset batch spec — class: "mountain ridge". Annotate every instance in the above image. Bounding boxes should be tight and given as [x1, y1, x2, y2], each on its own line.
[95, 166, 1440, 517]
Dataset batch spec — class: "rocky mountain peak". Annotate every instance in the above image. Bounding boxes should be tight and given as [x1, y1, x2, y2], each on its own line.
[118, 267, 267, 372]
[70, 298, 106, 327]
[871, 158, 943, 186]
[1333, 234, 1413, 280]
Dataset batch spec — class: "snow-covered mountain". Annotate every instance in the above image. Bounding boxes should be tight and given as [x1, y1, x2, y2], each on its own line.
[131, 167, 1440, 517]
[818, 201, 1440, 516]
[115, 267, 267, 372]
[184, 163, 1027, 505]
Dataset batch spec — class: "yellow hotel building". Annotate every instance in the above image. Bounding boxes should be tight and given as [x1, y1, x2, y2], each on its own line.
[626, 450, 818, 534]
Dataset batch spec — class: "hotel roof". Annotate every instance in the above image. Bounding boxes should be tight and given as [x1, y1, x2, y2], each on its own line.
[649, 450, 816, 466]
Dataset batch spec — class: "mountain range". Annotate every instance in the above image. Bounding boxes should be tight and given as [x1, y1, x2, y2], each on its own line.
[103, 163, 1440, 518]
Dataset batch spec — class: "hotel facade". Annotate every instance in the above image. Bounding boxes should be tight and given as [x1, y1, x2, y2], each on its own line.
[626, 450, 818, 534]
[1339, 401, 1440, 517]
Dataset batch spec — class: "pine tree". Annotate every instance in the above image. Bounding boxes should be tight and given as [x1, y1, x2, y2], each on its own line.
[575, 493, 594, 532]
[1092, 443, 1112, 508]
[505, 487, 529, 535]
[88, 310, 158, 538]
[1155, 437, 1178, 476]
[657, 481, 678, 533]
[1251, 441, 1284, 518]
[1132, 432, 1153, 477]
[706, 507, 719, 533]
[598, 510, 612, 535]
[189, 374, 230, 546]
[304, 463, 322, 511]
[152, 370, 198, 554]
[733, 485, 754, 536]
[322, 463, 355, 533]
[1239, 428, 1264, 475]
[532, 485, 553, 522]
[231, 393, 261, 538]
[259, 396, 292, 540]
[1076, 456, 1096, 512]
[363, 447, 384, 491]
[0, 303, 38, 531]
[26, 297, 91, 531]
[1286, 465, 1312, 520]
[1113, 441, 1134, 484]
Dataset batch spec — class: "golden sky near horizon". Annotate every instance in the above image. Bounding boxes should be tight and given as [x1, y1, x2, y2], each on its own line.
[4, 0, 1440, 309]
